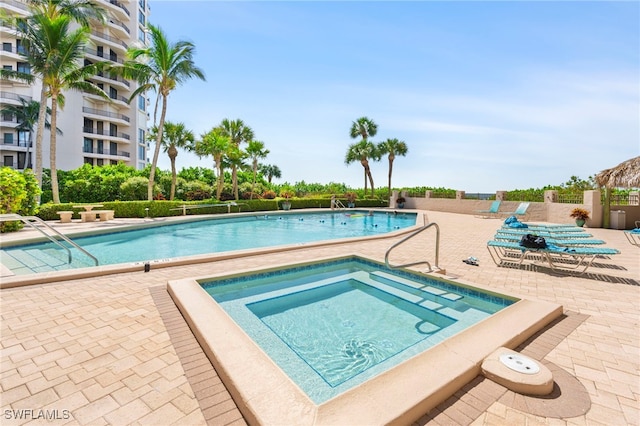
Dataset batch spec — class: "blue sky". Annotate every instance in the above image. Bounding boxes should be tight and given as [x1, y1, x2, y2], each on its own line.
[149, 1, 639, 192]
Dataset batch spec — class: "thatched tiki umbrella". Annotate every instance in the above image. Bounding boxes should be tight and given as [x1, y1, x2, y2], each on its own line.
[595, 156, 640, 228]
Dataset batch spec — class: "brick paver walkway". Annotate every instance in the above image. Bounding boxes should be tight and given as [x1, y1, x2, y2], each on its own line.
[1, 210, 638, 425]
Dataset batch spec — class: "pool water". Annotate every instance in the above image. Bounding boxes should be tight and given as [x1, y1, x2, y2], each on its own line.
[0, 211, 415, 275]
[202, 257, 515, 403]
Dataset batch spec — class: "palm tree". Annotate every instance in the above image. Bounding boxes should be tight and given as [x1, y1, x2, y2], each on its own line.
[377, 138, 408, 197]
[195, 128, 230, 200]
[345, 140, 380, 197]
[23, 12, 109, 203]
[348, 117, 379, 196]
[7, 0, 106, 191]
[217, 119, 254, 200]
[245, 140, 269, 199]
[118, 24, 205, 200]
[0, 98, 57, 171]
[259, 164, 281, 184]
[225, 144, 247, 200]
[156, 122, 195, 200]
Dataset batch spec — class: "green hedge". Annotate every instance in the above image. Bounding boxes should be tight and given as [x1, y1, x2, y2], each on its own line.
[36, 198, 391, 220]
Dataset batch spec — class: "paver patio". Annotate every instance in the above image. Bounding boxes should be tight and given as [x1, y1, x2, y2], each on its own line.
[1, 210, 638, 425]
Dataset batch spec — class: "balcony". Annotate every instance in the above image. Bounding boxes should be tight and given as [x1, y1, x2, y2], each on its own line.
[0, 91, 31, 105]
[84, 47, 124, 64]
[93, 71, 130, 89]
[82, 107, 130, 123]
[107, 18, 130, 36]
[83, 147, 131, 158]
[90, 31, 128, 51]
[83, 127, 131, 141]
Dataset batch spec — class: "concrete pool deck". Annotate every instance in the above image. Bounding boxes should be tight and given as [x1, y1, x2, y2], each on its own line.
[1, 210, 638, 425]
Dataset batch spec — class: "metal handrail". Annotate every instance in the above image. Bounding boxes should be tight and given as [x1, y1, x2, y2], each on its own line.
[385, 220, 440, 272]
[0, 214, 98, 266]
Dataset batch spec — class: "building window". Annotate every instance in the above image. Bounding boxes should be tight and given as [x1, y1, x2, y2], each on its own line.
[97, 140, 104, 154]
[83, 138, 93, 153]
[84, 157, 93, 165]
[138, 95, 146, 111]
[96, 158, 104, 166]
[110, 86, 117, 100]
[138, 145, 145, 159]
[138, 129, 145, 144]
[17, 152, 26, 169]
[2, 42, 11, 52]
[138, 11, 145, 25]
[4, 156, 14, 167]
[16, 39, 26, 55]
[139, 0, 145, 9]
[138, 29, 145, 44]
[3, 133, 14, 144]
[17, 62, 30, 74]
[3, 65, 12, 71]
[17, 131, 28, 146]
[110, 142, 117, 155]
[2, 111, 14, 121]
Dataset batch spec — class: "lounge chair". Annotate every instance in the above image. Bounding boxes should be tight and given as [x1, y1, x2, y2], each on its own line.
[624, 228, 640, 247]
[475, 200, 501, 218]
[499, 202, 530, 219]
[493, 233, 605, 246]
[497, 228, 593, 239]
[486, 240, 620, 274]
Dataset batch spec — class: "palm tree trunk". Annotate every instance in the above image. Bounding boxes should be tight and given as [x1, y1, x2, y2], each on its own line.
[366, 167, 375, 197]
[169, 157, 177, 200]
[250, 160, 257, 200]
[50, 96, 60, 204]
[232, 166, 238, 200]
[387, 157, 394, 197]
[34, 83, 48, 193]
[148, 94, 168, 201]
[24, 131, 33, 171]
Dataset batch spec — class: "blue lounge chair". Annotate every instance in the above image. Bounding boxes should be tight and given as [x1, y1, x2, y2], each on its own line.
[497, 228, 593, 239]
[499, 202, 530, 219]
[486, 240, 620, 274]
[475, 200, 501, 218]
[624, 228, 640, 247]
[493, 233, 605, 246]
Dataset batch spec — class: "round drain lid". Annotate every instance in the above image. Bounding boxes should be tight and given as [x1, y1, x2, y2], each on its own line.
[499, 353, 540, 375]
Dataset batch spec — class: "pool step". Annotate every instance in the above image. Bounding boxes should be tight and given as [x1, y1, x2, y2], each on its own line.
[1, 248, 72, 275]
[370, 271, 463, 303]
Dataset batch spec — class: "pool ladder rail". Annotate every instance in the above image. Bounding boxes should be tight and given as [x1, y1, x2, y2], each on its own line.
[0, 214, 99, 266]
[385, 220, 442, 274]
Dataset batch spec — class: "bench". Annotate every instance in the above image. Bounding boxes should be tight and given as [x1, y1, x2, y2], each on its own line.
[94, 210, 114, 221]
[57, 211, 74, 223]
[80, 210, 114, 222]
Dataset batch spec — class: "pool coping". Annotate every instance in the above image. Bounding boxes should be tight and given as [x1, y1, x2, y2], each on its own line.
[0, 209, 424, 289]
[167, 253, 563, 426]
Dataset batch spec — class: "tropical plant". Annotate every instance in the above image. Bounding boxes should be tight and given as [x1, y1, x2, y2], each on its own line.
[259, 164, 281, 184]
[118, 23, 205, 201]
[378, 138, 408, 197]
[0, 98, 59, 171]
[347, 117, 379, 196]
[0, 167, 40, 232]
[195, 128, 231, 200]
[345, 140, 380, 197]
[24, 11, 109, 203]
[217, 118, 254, 200]
[569, 207, 590, 221]
[246, 140, 270, 199]
[155, 122, 195, 200]
[2, 0, 106, 199]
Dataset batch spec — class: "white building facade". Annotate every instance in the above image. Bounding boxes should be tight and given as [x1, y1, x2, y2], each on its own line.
[0, 0, 150, 172]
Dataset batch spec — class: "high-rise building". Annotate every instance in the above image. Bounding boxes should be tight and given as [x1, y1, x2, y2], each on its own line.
[0, 0, 150, 172]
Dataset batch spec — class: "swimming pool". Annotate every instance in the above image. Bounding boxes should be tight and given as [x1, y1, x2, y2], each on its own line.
[202, 257, 513, 404]
[0, 210, 416, 277]
[168, 254, 563, 425]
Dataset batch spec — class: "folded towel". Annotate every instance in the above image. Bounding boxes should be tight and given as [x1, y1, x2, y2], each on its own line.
[509, 221, 528, 228]
[546, 243, 576, 253]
